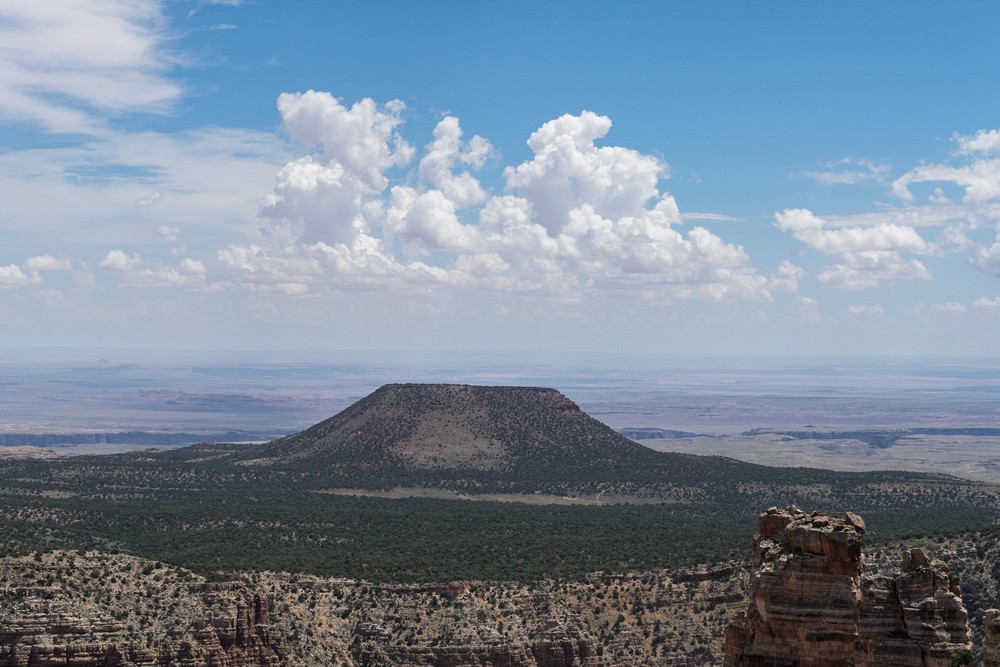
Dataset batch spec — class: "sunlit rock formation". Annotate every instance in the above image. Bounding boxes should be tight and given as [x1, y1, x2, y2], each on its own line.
[723, 506, 972, 667]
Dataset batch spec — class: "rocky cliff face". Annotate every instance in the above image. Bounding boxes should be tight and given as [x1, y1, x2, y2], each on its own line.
[0, 554, 286, 667]
[857, 548, 972, 666]
[723, 506, 972, 667]
[6, 515, 987, 667]
[0, 551, 744, 667]
[0, 588, 284, 667]
[722, 505, 867, 666]
[353, 634, 599, 667]
[278, 572, 741, 666]
[984, 609, 1000, 667]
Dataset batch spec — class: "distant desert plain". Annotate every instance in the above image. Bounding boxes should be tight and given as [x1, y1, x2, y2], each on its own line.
[2, 352, 998, 482]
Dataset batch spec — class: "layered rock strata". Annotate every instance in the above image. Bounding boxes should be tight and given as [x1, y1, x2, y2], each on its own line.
[0, 577, 285, 667]
[0, 552, 745, 667]
[858, 548, 971, 666]
[724, 506, 972, 667]
[354, 637, 599, 667]
[985, 609, 1000, 667]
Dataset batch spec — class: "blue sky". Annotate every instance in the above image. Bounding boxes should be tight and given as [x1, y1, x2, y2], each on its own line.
[2, 1, 1000, 357]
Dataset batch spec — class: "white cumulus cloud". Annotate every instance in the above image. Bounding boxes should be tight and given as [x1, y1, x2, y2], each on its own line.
[931, 302, 967, 315]
[418, 116, 493, 209]
[955, 129, 1000, 155]
[100, 250, 207, 289]
[100, 250, 143, 272]
[797, 129, 1000, 288]
[892, 160, 1000, 204]
[259, 91, 414, 249]
[276, 91, 413, 191]
[817, 252, 930, 290]
[775, 208, 931, 289]
[226, 99, 775, 301]
[504, 111, 668, 235]
[768, 260, 805, 293]
[0, 264, 41, 288]
[775, 209, 928, 253]
[890, 128, 1000, 208]
[967, 235, 1000, 276]
[876, 130, 1000, 281]
[385, 187, 482, 255]
[23, 255, 72, 272]
[974, 296, 1000, 310]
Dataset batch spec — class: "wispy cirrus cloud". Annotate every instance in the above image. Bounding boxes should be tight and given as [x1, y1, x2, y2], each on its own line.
[886, 129, 1000, 280]
[0, 1, 271, 293]
[891, 129, 1000, 205]
[778, 128, 1000, 288]
[0, 126, 288, 264]
[0, 0, 183, 135]
[845, 304, 884, 318]
[821, 203, 1000, 229]
[805, 158, 891, 186]
[892, 159, 1000, 204]
[680, 212, 744, 223]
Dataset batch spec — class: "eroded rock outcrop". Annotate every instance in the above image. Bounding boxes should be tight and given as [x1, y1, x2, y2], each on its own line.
[336, 589, 623, 667]
[723, 506, 867, 666]
[724, 506, 972, 667]
[353, 637, 599, 667]
[1, 551, 748, 667]
[857, 548, 971, 666]
[0, 578, 285, 667]
[984, 609, 1000, 667]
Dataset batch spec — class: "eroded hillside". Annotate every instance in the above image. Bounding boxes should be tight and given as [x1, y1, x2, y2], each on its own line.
[7, 512, 1000, 667]
[0, 550, 743, 667]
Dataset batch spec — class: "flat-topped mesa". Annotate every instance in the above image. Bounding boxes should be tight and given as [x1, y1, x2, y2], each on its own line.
[245, 383, 665, 476]
[724, 506, 972, 667]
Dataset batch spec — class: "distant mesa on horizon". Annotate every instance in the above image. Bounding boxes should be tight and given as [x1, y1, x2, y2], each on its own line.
[193, 382, 885, 501]
[226, 383, 692, 489]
